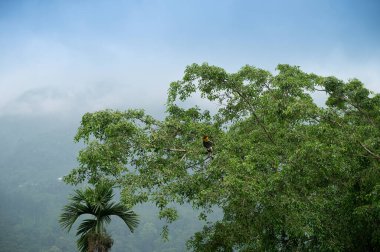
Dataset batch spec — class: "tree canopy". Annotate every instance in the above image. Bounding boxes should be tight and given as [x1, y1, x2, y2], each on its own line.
[64, 63, 380, 251]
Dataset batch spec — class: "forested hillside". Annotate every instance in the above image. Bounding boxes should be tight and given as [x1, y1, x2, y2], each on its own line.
[0, 115, 78, 251]
[0, 115, 209, 251]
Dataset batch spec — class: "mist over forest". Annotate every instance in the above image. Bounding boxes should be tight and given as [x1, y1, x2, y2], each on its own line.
[2, 63, 380, 251]
[0, 113, 209, 252]
[1, 1, 379, 251]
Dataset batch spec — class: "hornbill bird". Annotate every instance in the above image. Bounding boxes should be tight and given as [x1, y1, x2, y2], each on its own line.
[202, 135, 213, 158]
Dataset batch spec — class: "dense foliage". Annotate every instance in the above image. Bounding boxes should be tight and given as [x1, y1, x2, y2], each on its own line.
[65, 63, 380, 251]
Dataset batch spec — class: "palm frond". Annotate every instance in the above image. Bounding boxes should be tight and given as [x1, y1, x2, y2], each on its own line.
[99, 215, 112, 225]
[77, 232, 90, 252]
[101, 202, 139, 232]
[59, 202, 93, 231]
[71, 188, 88, 202]
[94, 182, 114, 204]
[76, 218, 98, 236]
[118, 209, 139, 232]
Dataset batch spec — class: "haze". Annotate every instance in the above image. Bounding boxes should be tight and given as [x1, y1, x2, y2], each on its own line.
[0, 0, 379, 117]
[0, 1, 379, 251]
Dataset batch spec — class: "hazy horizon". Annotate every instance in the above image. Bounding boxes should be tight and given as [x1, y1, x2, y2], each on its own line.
[1, 0, 379, 118]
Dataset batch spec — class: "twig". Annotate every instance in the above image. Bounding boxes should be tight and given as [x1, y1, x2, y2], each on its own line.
[165, 148, 187, 152]
[359, 142, 380, 161]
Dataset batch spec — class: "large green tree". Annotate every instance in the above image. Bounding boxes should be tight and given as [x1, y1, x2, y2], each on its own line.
[64, 63, 380, 251]
[59, 181, 139, 252]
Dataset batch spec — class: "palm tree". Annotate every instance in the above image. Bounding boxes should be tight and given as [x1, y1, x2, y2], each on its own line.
[59, 181, 139, 252]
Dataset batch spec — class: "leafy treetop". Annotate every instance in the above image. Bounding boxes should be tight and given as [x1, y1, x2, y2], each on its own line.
[64, 63, 380, 251]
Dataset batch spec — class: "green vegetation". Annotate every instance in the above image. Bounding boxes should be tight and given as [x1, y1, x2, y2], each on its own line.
[1, 63, 379, 251]
[0, 116, 206, 251]
[64, 63, 380, 251]
[60, 181, 139, 252]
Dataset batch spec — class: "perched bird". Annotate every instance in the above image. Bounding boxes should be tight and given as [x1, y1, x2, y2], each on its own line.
[202, 135, 213, 158]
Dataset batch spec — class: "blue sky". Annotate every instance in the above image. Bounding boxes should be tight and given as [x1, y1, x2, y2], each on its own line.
[0, 0, 379, 116]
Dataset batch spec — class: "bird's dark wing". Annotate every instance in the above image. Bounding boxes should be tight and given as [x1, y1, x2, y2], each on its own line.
[203, 141, 213, 149]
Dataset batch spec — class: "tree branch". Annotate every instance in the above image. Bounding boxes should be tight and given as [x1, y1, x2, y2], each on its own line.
[234, 90, 276, 145]
[326, 118, 380, 162]
[165, 148, 187, 152]
[359, 142, 380, 161]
